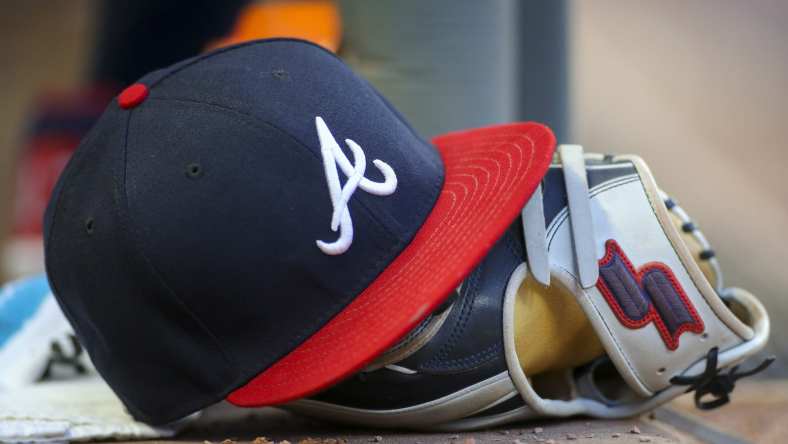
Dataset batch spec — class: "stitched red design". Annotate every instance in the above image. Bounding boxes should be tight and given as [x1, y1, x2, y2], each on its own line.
[596, 239, 704, 350]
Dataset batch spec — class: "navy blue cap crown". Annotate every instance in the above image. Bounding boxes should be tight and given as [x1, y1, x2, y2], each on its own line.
[44, 39, 443, 423]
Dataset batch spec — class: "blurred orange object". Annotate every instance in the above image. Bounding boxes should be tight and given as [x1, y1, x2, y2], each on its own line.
[207, 0, 341, 53]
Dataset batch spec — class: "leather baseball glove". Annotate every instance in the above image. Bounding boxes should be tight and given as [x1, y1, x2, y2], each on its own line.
[284, 145, 773, 430]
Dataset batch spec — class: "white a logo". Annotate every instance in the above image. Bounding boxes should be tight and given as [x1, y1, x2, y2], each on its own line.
[315, 116, 398, 255]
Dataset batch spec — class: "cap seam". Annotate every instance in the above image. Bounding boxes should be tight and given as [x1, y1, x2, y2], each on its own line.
[118, 109, 240, 372]
[43, 109, 108, 261]
[117, 108, 243, 423]
[44, 109, 116, 355]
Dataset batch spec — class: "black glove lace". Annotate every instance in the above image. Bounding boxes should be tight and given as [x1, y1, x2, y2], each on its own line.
[669, 347, 774, 410]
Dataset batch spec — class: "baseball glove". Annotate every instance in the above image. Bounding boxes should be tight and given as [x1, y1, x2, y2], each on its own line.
[284, 145, 772, 430]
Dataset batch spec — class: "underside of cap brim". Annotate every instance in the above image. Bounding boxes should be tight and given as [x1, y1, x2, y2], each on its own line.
[227, 122, 556, 407]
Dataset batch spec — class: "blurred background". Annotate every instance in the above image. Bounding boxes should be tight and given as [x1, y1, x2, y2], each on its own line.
[0, 0, 785, 378]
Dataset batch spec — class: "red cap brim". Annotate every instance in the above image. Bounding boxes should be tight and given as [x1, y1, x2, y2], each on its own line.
[227, 122, 556, 406]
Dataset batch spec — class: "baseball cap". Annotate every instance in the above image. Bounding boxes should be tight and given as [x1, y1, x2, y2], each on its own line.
[43, 38, 555, 425]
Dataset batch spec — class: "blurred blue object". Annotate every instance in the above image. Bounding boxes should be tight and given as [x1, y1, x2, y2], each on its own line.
[0, 274, 89, 389]
[0, 275, 52, 348]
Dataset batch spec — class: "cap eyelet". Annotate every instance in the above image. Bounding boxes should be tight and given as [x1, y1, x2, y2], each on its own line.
[272, 68, 289, 80]
[185, 163, 203, 179]
[85, 218, 95, 235]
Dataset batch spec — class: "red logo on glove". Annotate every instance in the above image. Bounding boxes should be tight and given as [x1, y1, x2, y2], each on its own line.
[596, 239, 704, 350]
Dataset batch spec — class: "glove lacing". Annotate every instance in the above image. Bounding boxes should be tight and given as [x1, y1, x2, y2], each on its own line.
[659, 192, 774, 409]
[670, 346, 774, 409]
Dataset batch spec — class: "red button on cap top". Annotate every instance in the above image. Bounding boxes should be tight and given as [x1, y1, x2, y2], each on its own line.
[118, 83, 149, 109]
